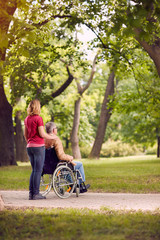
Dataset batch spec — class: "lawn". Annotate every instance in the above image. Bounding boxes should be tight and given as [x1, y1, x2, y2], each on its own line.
[0, 155, 160, 193]
[0, 208, 160, 240]
[0, 155, 160, 240]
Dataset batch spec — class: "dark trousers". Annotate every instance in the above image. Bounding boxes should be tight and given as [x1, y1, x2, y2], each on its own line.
[27, 146, 45, 195]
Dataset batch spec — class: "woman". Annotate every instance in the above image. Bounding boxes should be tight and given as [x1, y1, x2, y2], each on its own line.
[24, 99, 57, 200]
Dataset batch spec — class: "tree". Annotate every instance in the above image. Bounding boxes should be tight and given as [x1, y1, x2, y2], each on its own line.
[70, 53, 98, 159]
[0, 0, 23, 166]
[14, 110, 28, 162]
[68, 0, 160, 157]
[79, 0, 160, 76]
[89, 68, 115, 158]
[0, 0, 75, 165]
[112, 48, 160, 157]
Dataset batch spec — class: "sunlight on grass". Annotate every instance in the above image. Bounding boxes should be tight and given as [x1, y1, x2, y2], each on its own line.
[17, 161, 31, 167]
[1, 156, 160, 239]
[82, 154, 157, 164]
[0, 155, 160, 193]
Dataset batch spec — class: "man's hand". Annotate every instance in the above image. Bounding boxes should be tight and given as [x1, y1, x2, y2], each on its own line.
[70, 157, 76, 166]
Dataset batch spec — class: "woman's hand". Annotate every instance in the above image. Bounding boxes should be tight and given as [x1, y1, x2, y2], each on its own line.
[38, 126, 58, 140]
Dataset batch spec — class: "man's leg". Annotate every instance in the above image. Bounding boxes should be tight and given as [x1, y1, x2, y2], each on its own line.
[74, 161, 86, 183]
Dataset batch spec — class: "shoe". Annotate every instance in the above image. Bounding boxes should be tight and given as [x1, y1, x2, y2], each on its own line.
[29, 192, 33, 200]
[33, 193, 46, 200]
[80, 183, 90, 193]
[85, 184, 90, 190]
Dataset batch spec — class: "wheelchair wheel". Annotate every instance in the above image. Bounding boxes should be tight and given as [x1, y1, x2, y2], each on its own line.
[40, 174, 53, 196]
[53, 165, 76, 199]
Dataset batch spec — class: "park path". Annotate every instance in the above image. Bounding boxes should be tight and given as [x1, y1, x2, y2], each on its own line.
[0, 190, 160, 211]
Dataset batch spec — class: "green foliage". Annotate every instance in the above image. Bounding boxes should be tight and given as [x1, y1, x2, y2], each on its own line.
[110, 49, 160, 147]
[2, 0, 160, 161]
[101, 140, 143, 157]
[145, 144, 157, 155]
[64, 145, 92, 158]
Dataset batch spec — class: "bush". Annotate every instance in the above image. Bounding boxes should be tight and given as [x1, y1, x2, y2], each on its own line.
[100, 140, 143, 157]
[80, 145, 92, 158]
[145, 144, 157, 155]
[64, 145, 91, 158]
[64, 147, 73, 156]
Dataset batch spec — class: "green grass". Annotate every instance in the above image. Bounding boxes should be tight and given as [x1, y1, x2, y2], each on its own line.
[0, 155, 160, 193]
[1, 155, 160, 240]
[84, 155, 160, 193]
[0, 208, 160, 240]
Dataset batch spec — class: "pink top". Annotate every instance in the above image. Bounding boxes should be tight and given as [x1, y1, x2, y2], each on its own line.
[24, 115, 45, 148]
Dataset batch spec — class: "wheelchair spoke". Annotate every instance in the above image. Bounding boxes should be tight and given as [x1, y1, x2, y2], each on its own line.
[40, 174, 53, 196]
[53, 165, 76, 199]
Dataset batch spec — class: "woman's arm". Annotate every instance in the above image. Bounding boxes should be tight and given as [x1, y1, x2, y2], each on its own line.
[24, 125, 28, 142]
[38, 126, 57, 140]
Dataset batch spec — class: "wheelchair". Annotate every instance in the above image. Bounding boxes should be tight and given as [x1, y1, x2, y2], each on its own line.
[40, 147, 83, 199]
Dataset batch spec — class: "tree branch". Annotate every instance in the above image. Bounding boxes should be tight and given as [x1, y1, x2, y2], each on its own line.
[51, 65, 74, 99]
[23, 75, 42, 95]
[79, 52, 99, 95]
[84, 23, 107, 49]
[33, 14, 72, 27]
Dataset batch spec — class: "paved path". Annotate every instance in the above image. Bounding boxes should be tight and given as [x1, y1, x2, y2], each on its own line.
[1, 190, 160, 211]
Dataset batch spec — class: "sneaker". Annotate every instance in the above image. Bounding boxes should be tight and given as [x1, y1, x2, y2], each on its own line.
[29, 193, 33, 200]
[80, 183, 90, 193]
[85, 184, 90, 190]
[33, 193, 46, 200]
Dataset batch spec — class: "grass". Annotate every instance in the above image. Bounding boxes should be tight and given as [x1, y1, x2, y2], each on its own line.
[0, 208, 160, 240]
[1, 155, 160, 240]
[85, 155, 160, 193]
[0, 155, 160, 193]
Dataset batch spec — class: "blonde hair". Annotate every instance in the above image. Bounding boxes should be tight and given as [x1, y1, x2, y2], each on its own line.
[27, 99, 41, 116]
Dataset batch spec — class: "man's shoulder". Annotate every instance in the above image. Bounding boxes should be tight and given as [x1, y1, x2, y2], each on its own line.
[54, 136, 61, 144]
[46, 136, 61, 145]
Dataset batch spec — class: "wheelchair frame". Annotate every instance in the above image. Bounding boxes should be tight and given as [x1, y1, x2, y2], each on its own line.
[40, 162, 83, 199]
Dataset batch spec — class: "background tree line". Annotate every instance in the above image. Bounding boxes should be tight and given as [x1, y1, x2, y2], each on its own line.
[0, 0, 160, 166]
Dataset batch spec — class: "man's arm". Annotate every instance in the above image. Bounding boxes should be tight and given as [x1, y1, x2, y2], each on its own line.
[54, 137, 73, 162]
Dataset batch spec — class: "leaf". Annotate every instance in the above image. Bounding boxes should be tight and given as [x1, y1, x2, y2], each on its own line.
[0, 31, 8, 49]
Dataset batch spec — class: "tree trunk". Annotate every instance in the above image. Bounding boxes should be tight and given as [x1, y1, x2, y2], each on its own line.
[89, 71, 115, 159]
[70, 97, 81, 159]
[14, 111, 28, 162]
[70, 54, 98, 159]
[0, 76, 16, 166]
[0, 1, 17, 166]
[157, 136, 160, 158]
[135, 31, 160, 77]
[65, 137, 69, 149]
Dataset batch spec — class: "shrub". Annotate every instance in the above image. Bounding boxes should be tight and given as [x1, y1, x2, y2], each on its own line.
[100, 140, 143, 157]
[64, 145, 91, 158]
[80, 145, 92, 158]
[145, 144, 157, 155]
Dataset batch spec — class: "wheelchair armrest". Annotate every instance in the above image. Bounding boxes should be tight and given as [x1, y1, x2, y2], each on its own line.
[57, 161, 68, 167]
